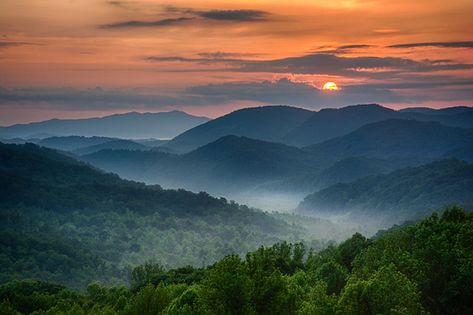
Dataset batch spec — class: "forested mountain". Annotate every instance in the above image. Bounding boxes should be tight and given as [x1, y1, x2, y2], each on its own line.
[82, 136, 320, 197]
[283, 104, 398, 146]
[73, 139, 152, 155]
[0, 143, 324, 288]
[163, 106, 313, 153]
[81, 118, 473, 209]
[444, 144, 473, 162]
[1, 208, 471, 315]
[286, 105, 473, 147]
[305, 119, 473, 164]
[297, 159, 473, 224]
[258, 156, 429, 195]
[37, 136, 118, 151]
[164, 104, 473, 152]
[0, 111, 210, 139]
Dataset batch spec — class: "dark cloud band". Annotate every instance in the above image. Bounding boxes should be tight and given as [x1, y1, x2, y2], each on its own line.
[388, 41, 473, 49]
[99, 17, 192, 29]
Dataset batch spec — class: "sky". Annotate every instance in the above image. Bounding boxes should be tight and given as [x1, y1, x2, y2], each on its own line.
[0, 0, 472, 125]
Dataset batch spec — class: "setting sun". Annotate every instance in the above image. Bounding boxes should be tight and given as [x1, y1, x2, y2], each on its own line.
[323, 82, 339, 91]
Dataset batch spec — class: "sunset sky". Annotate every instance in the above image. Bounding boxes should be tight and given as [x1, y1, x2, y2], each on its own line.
[1, 0, 472, 124]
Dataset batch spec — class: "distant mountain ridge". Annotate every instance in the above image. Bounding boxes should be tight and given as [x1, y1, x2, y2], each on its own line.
[305, 119, 473, 164]
[163, 106, 313, 153]
[283, 104, 398, 146]
[0, 111, 210, 139]
[82, 117, 473, 209]
[163, 104, 473, 152]
[83, 135, 319, 196]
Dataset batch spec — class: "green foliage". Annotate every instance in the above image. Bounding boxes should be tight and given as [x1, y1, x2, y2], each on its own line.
[337, 264, 426, 315]
[0, 143, 314, 288]
[299, 159, 473, 222]
[1, 208, 472, 314]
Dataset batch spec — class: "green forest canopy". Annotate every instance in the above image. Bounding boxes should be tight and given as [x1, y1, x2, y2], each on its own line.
[1, 207, 472, 315]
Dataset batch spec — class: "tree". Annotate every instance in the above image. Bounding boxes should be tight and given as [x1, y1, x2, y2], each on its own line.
[337, 264, 426, 315]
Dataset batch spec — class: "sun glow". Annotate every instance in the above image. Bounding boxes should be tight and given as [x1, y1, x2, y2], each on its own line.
[322, 82, 339, 91]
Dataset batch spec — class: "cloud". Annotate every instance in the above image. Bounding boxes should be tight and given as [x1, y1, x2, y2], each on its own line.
[99, 7, 271, 29]
[1, 77, 472, 113]
[185, 78, 413, 106]
[197, 51, 262, 59]
[187, 78, 473, 107]
[196, 9, 268, 21]
[0, 87, 224, 110]
[337, 44, 375, 50]
[146, 52, 473, 80]
[99, 17, 192, 29]
[0, 40, 41, 48]
[388, 41, 473, 49]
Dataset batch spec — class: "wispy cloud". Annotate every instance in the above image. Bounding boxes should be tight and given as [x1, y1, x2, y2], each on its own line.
[388, 41, 473, 49]
[145, 52, 473, 78]
[99, 7, 271, 30]
[196, 9, 268, 21]
[99, 17, 192, 29]
[3, 76, 470, 113]
[337, 44, 375, 50]
[0, 40, 42, 48]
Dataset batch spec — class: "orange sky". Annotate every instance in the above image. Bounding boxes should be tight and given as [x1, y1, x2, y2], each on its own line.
[1, 0, 472, 124]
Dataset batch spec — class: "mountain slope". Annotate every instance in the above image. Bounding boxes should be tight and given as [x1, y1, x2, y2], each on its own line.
[297, 159, 473, 223]
[305, 119, 473, 165]
[37, 136, 116, 151]
[283, 104, 398, 146]
[0, 111, 210, 139]
[73, 139, 151, 155]
[286, 105, 473, 147]
[163, 106, 313, 153]
[1, 142, 306, 286]
[82, 136, 319, 196]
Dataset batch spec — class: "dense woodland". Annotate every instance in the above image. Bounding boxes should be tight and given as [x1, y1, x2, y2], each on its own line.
[0, 143, 330, 289]
[298, 159, 473, 222]
[1, 208, 471, 314]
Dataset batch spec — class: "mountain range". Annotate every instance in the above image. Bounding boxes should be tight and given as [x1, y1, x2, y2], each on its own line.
[0, 111, 210, 139]
[3, 103, 472, 216]
[163, 104, 473, 152]
[81, 116, 473, 207]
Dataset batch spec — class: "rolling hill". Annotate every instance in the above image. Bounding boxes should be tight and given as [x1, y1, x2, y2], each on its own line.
[164, 104, 473, 152]
[82, 136, 319, 196]
[297, 159, 473, 224]
[0, 142, 307, 287]
[73, 139, 152, 155]
[305, 119, 473, 164]
[283, 104, 398, 146]
[163, 106, 313, 153]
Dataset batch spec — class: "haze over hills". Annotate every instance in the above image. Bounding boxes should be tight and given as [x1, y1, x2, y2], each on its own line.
[80, 115, 473, 210]
[1, 142, 331, 287]
[0, 111, 210, 139]
[297, 159, 473, 226]
[73, 139, 152, 155]
[36, 136, 117, 151]
[82, 136, 319, 197]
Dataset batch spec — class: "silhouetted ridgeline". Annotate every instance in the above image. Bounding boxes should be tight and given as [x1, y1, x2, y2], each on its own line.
[0, 111, 210, 139]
